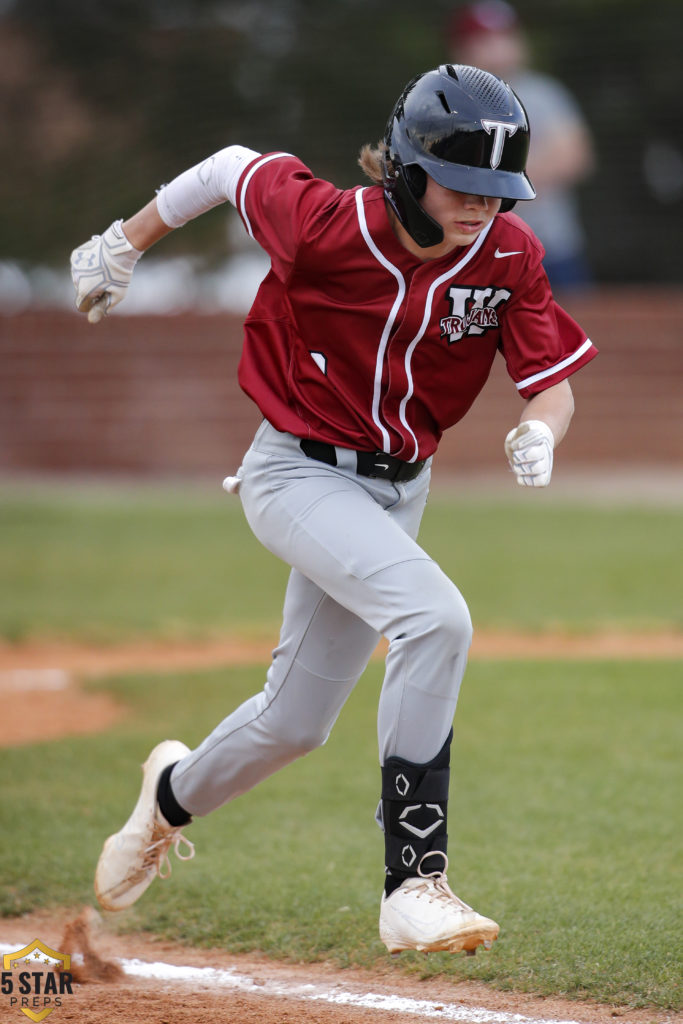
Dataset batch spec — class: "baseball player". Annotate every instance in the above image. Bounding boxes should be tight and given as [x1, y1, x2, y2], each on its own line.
[70, 64, 597, 955]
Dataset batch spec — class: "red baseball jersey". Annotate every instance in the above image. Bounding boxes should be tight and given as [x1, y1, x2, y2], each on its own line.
[235, 153, 597, 462]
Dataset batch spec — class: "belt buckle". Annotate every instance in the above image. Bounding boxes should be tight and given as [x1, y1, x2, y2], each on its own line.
[369, 451, 395, 480]
[355, 450, 393, 480]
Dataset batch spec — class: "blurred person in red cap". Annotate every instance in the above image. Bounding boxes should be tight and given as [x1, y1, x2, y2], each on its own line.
[447, 0, 595, 290]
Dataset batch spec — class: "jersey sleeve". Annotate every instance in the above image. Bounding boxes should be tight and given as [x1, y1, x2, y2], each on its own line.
[234, 153, 341, 280]
[499, 262, 597, 398]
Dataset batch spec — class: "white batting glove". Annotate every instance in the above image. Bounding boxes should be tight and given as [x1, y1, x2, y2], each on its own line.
[504, 419, 555, 487]
[70, 220, 142, 323]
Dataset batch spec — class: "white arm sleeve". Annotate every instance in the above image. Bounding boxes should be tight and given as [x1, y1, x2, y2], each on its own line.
[156, 145, 261, 228]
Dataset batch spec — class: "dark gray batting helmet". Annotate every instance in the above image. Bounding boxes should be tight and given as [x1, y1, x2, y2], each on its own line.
[383, 63, 535, 247]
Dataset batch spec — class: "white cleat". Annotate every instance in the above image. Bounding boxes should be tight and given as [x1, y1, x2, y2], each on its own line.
[379, 853, 499, 955]
[94, 740, 195, 912]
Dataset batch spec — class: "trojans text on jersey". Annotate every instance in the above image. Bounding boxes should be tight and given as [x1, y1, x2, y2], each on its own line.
[440, 286, 512, 345]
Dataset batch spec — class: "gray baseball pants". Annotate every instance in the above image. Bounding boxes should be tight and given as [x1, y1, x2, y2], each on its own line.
[171, 420, 472, 817]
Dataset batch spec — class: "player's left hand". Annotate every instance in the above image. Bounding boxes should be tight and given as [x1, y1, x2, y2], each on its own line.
[504, 419, 555, 487]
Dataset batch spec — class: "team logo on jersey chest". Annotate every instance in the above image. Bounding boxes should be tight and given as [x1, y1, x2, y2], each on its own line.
[440, 286, 511, 344]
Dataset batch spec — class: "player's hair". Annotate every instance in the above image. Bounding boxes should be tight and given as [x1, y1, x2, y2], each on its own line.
[358, 142, 393, 185]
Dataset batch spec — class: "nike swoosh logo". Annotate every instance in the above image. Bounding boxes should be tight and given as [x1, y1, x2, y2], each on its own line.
[494, 248, 524, 258]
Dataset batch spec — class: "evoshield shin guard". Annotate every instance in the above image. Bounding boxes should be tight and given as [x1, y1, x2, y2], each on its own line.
[381, 730, 452, 895]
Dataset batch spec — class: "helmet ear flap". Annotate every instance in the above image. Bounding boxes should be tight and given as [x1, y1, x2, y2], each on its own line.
[404, 164, 427, 199]
[499, 198, 517, 213]
[386, 165, 444, 248]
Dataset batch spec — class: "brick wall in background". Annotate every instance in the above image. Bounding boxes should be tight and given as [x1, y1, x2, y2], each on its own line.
[1, 290, 681, 480]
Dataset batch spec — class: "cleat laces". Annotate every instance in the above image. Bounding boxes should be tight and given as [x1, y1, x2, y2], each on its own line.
[136, 824, 195, 882]
[414, 852, 472, 912]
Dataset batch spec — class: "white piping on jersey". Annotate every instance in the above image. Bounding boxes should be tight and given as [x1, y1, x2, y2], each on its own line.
[515, 337, 593, 391]
[355, 188, 406, 452]
[239, 153, 294, 239]
[398, 219, 496, 462]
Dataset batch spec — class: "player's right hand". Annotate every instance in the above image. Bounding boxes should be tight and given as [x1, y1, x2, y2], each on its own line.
[70, 220, 142, 323]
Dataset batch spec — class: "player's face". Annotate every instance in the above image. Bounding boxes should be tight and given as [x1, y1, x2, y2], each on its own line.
[419, 177, 502, 253]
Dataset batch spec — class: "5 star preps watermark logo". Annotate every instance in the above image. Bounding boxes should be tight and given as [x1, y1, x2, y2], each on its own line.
[440, 286, 511, 344]
[2, 939, 73, 1022]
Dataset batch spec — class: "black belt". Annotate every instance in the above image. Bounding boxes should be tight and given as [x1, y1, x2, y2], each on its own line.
[300, 439, 426, 483]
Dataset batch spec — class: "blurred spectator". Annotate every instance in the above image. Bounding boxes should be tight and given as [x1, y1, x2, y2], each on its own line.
[447, 1, 595, 290]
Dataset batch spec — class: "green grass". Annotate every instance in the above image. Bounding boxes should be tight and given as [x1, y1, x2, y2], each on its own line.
[1, 659, 680, 1009]
[0, 484, 680, 642]
[0, 487, 286, 644]
[1, 482, 680, 1008]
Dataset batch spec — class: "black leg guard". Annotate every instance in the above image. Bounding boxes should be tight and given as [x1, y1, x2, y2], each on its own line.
[381, 730, 452, 895]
